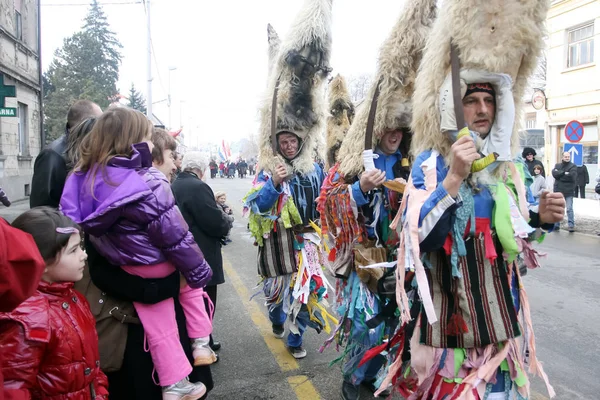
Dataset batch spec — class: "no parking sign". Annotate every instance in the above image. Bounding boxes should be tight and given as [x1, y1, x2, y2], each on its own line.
[564, 120, 584, 143]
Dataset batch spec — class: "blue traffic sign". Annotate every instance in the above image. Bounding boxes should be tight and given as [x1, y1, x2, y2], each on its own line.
[564, 120, 584, 143]
[564, 143, 583, 167]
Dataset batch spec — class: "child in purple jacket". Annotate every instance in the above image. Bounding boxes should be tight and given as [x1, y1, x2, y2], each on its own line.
[60, 107, 212, 400]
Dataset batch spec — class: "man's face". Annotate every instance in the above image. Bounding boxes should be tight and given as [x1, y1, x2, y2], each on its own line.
[277, 132, 300, 159]
[562, 152, 571, 162]
[526, 154, 534, 161]
[462, 92, 495, 138]
[379, 129, 403, 155]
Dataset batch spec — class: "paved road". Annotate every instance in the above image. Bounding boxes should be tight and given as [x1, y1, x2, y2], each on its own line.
[2, 178, 599, 399]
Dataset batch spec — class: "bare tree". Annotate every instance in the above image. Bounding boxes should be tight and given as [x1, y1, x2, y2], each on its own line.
[347, 74, 373, 103]
[529, 53, 547, 92]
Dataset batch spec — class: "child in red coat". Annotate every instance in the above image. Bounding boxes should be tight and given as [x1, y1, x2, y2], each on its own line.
[0, 207, 108, 399]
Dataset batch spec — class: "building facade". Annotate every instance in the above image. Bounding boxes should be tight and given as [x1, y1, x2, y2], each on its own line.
[0, 0, 42, 202]
[545, 0, 599, 182]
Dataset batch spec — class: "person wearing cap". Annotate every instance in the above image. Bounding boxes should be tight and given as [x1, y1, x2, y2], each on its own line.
[522, 147, 545, 177]
[377, 1, 565, 398]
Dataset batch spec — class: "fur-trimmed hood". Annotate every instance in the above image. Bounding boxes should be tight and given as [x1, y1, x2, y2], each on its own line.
[411, 0, 548, 159]
[326, 75, 354, 168]
[337, 0, 437, 178]
[258, 0, 333, 176]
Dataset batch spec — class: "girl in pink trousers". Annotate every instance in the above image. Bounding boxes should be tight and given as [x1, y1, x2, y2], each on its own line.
[61, 108, 213, 400]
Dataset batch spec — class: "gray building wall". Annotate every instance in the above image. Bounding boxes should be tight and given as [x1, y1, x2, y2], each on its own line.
[0, 0, 42, 203]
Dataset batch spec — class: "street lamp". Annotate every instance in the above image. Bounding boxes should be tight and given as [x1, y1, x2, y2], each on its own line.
[168, 66, 177, 129]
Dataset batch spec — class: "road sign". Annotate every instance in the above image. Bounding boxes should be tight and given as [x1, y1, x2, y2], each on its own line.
[564, 143, 583, 166]
[564, 120, 584, 143]
[0, 108, 16, 117]
[0, 73, 17, 118]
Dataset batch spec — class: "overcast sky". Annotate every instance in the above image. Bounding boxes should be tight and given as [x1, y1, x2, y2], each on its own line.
[41, 0, 406, 146]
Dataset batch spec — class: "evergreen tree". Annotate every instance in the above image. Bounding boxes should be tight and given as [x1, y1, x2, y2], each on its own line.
[127, 83, 147, 114]
[43, 0, 122, 142]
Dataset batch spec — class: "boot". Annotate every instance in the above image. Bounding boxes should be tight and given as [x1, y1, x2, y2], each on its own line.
[191, 337, 217, 366]
[162, 378, 206, 400]
[341, 379, 360, 400]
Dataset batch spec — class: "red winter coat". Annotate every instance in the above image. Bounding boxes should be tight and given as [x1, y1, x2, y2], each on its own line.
[0, 281, 108, 400]
[1, 218, 46, 400]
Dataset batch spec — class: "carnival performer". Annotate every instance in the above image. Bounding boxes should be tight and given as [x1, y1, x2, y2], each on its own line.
[317, 1, 436, 398]
[377, 1, 566, 398]
[60, 107, 211, 400]
[243, 0, 336, 360]
[325, 75, 354, 169]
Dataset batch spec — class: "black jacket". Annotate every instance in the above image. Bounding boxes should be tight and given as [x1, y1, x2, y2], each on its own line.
[85, 241, 213, 399]
[552, 161, 578, 195]
[172, 172, 230, 286]
[525, 159, 545, 177]
[30, 135, 69, 208]
[576, 165, 589, 186]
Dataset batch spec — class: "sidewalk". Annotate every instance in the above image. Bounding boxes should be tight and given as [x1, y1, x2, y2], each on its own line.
[0, 200, 30, 223]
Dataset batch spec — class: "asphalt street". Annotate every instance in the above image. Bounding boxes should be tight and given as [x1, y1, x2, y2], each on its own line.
[206, 177, 600, 400]
[1, 177, 598, 400]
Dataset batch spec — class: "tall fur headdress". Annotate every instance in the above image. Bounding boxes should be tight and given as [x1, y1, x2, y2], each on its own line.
[336, 0, 437, 178]
[411, 0, 548, 159]
[267, 24, 281, 76]
[326, 75, 354, 168]
[258, 0, 333, 176]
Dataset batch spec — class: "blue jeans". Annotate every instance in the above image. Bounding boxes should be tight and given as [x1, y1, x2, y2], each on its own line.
[555, 195, 574, 229]
[268, 301, 307, 348]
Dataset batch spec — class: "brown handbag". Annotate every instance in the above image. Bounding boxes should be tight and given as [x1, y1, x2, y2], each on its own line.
[75, 267, 140, 373]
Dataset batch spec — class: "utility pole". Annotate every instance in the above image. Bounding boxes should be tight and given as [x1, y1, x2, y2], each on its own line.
[145, 0, 153, 120]
[168, 66, 177, 129]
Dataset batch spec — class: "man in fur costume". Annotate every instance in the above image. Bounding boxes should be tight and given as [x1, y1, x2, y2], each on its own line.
[377, 1, 565, 399]
[326, 74, 354, 169]
[243, 0, 336, 360]
[317, 0, 437, 398]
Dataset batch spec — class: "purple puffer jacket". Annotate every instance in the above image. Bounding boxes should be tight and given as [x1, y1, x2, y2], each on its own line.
[60, 142, 212, 289]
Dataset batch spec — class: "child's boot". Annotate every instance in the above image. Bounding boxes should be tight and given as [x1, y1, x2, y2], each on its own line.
[191, 337, 217, 366]
[162, 378, 206, 400]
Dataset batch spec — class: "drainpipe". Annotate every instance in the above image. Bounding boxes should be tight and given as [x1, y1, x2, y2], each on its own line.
[37, 0, 44, 147]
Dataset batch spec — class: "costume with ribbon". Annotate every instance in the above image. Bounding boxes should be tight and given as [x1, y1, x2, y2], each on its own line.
[317, 0, 437, 393]
[243, 0, 337, 348]
[377, 1, 557, 399]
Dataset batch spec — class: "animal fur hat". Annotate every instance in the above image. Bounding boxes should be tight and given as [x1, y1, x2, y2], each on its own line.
[336, 0, 437, 178]
[326, 74, 354, 168]
[410, 0, 548, 159]
[258, 0, 333, 176]
[267, 24, 281, 76]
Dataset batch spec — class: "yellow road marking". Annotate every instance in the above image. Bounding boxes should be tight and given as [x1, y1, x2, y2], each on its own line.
[222, 257, 298, 371]
[288, 375, 321, 400]
[224, 257, 322, 398]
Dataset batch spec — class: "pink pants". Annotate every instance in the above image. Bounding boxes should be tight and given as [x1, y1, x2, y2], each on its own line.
[122, 262, 214, 386]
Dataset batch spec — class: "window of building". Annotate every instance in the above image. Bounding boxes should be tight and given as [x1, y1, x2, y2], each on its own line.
[15, 11, 22, 40]
[18, 102, 28, 156]
[567, 23, 594, 68]
[526, 113, 536, 129]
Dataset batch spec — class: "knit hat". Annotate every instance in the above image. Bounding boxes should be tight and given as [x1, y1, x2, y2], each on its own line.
[522, 147, 536, 157]
[464, 82, 496, 98]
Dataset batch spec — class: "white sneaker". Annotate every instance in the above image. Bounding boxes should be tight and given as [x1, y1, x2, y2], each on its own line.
[191, 338, 217, 366]
[162, 378, 206, 400]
